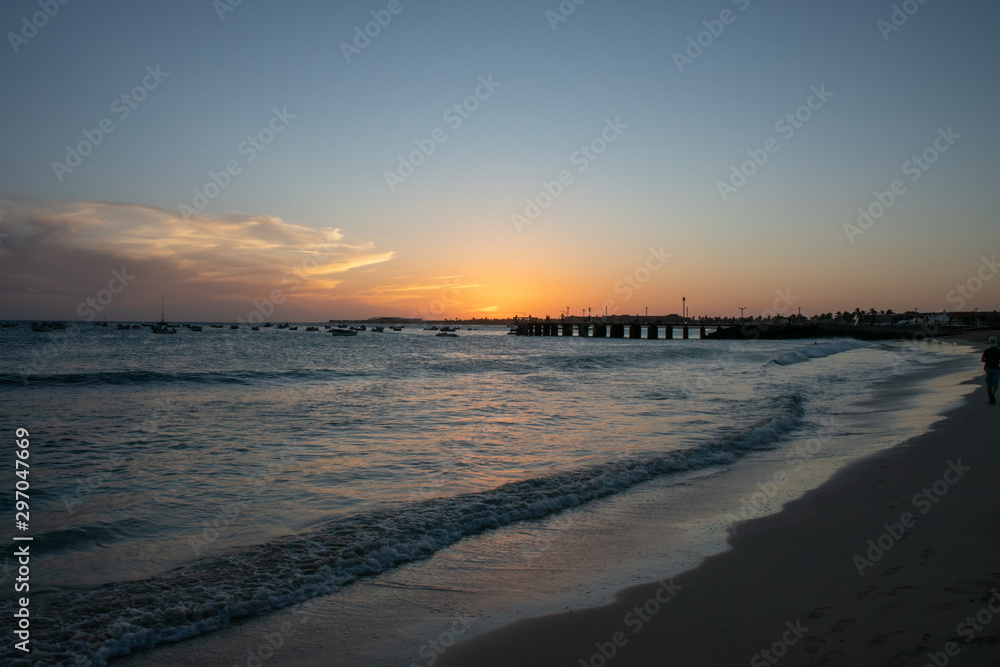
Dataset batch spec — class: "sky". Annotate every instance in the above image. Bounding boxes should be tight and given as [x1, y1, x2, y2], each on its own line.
[0, 0, 998, 321]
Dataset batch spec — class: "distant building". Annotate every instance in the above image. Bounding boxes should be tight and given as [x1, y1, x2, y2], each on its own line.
[946, 310, 1000, 326]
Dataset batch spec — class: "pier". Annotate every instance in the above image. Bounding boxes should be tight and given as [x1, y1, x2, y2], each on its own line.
[512, 322, 709, 339]
[511, 321, 994, 341]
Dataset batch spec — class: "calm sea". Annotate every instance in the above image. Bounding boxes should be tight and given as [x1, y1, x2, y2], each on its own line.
[0, 323, 980, 665]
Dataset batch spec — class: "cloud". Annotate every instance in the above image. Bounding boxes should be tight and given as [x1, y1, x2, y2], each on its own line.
[0, 198, 394, 319]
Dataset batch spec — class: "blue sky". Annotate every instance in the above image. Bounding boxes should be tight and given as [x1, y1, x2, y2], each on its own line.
[1, 0, 998, 320]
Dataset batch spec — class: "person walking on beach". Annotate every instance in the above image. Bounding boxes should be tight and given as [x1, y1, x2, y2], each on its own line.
[983, 336, 1000, 404]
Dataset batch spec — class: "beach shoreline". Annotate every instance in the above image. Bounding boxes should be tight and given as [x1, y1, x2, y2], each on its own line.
[436, 367, 1000, 665]
[101, 339, 991, 667]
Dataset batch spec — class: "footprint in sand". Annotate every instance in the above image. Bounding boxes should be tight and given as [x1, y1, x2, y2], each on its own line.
[856, 585, 879, 599]
[866, 629, 906, 646]
[968, 636, 1000, 646]
[811, 648, 846, 666]
[805, 606, 832, 621]
[831, 619, 857, 633]
[803, 636, 827, 654]
[946, 585, 981, 596]
[918, 549, 935, 564]
[885, 647, 932, 665]
[874, 600, 906, 614]
[931, 600, 964, 610]
[880, 585, 916, 597]
[880, 566, 905, 577]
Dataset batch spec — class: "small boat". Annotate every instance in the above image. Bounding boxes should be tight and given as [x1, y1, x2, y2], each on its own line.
[48, 321, 67, 330]
[131, 324, 141, 330]
[211, 324, 224, 328]
[155, 297, 172, 329]
[424, 326, 438, 331]
[264, 322, 274, 327]
[151, 324, 177, 334]
[1, 322, 19, 329]
[188, 325, 203, 332]
[390, 326, 404, 331]
[370, 326, 384, 332]
[251, 326, 260, 331]
[435, 331, 459, 337]
[31, 322, 52, 332]
[330, 328, 357, 337]
[288, 326, 298, 331]
[230, 324, 239, 330]
[305, 326, 320, 332]
[117, 323, 132, 330]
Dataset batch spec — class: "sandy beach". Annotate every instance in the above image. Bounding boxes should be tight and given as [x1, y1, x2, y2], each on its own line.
[437, 361, 1000, 665]
[101, 338, 994, 667]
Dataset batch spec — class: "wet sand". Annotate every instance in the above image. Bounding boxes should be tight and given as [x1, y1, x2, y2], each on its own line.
[436, 375, 1000, 666]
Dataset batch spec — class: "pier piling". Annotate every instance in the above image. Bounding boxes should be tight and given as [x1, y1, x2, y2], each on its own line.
[510, 320, 717, 340]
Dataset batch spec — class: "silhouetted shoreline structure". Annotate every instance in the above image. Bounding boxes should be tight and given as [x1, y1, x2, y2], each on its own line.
[512, 321, 999, 341]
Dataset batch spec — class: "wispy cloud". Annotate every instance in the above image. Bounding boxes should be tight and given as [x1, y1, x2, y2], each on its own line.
[0, 198, 394, 319]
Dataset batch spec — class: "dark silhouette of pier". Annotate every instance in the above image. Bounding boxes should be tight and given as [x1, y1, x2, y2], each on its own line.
[512, 322, 709, 339]
[512, 321, 993, 341]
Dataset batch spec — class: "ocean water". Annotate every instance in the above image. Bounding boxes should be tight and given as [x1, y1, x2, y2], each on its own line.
[0, 323, 979, 665]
